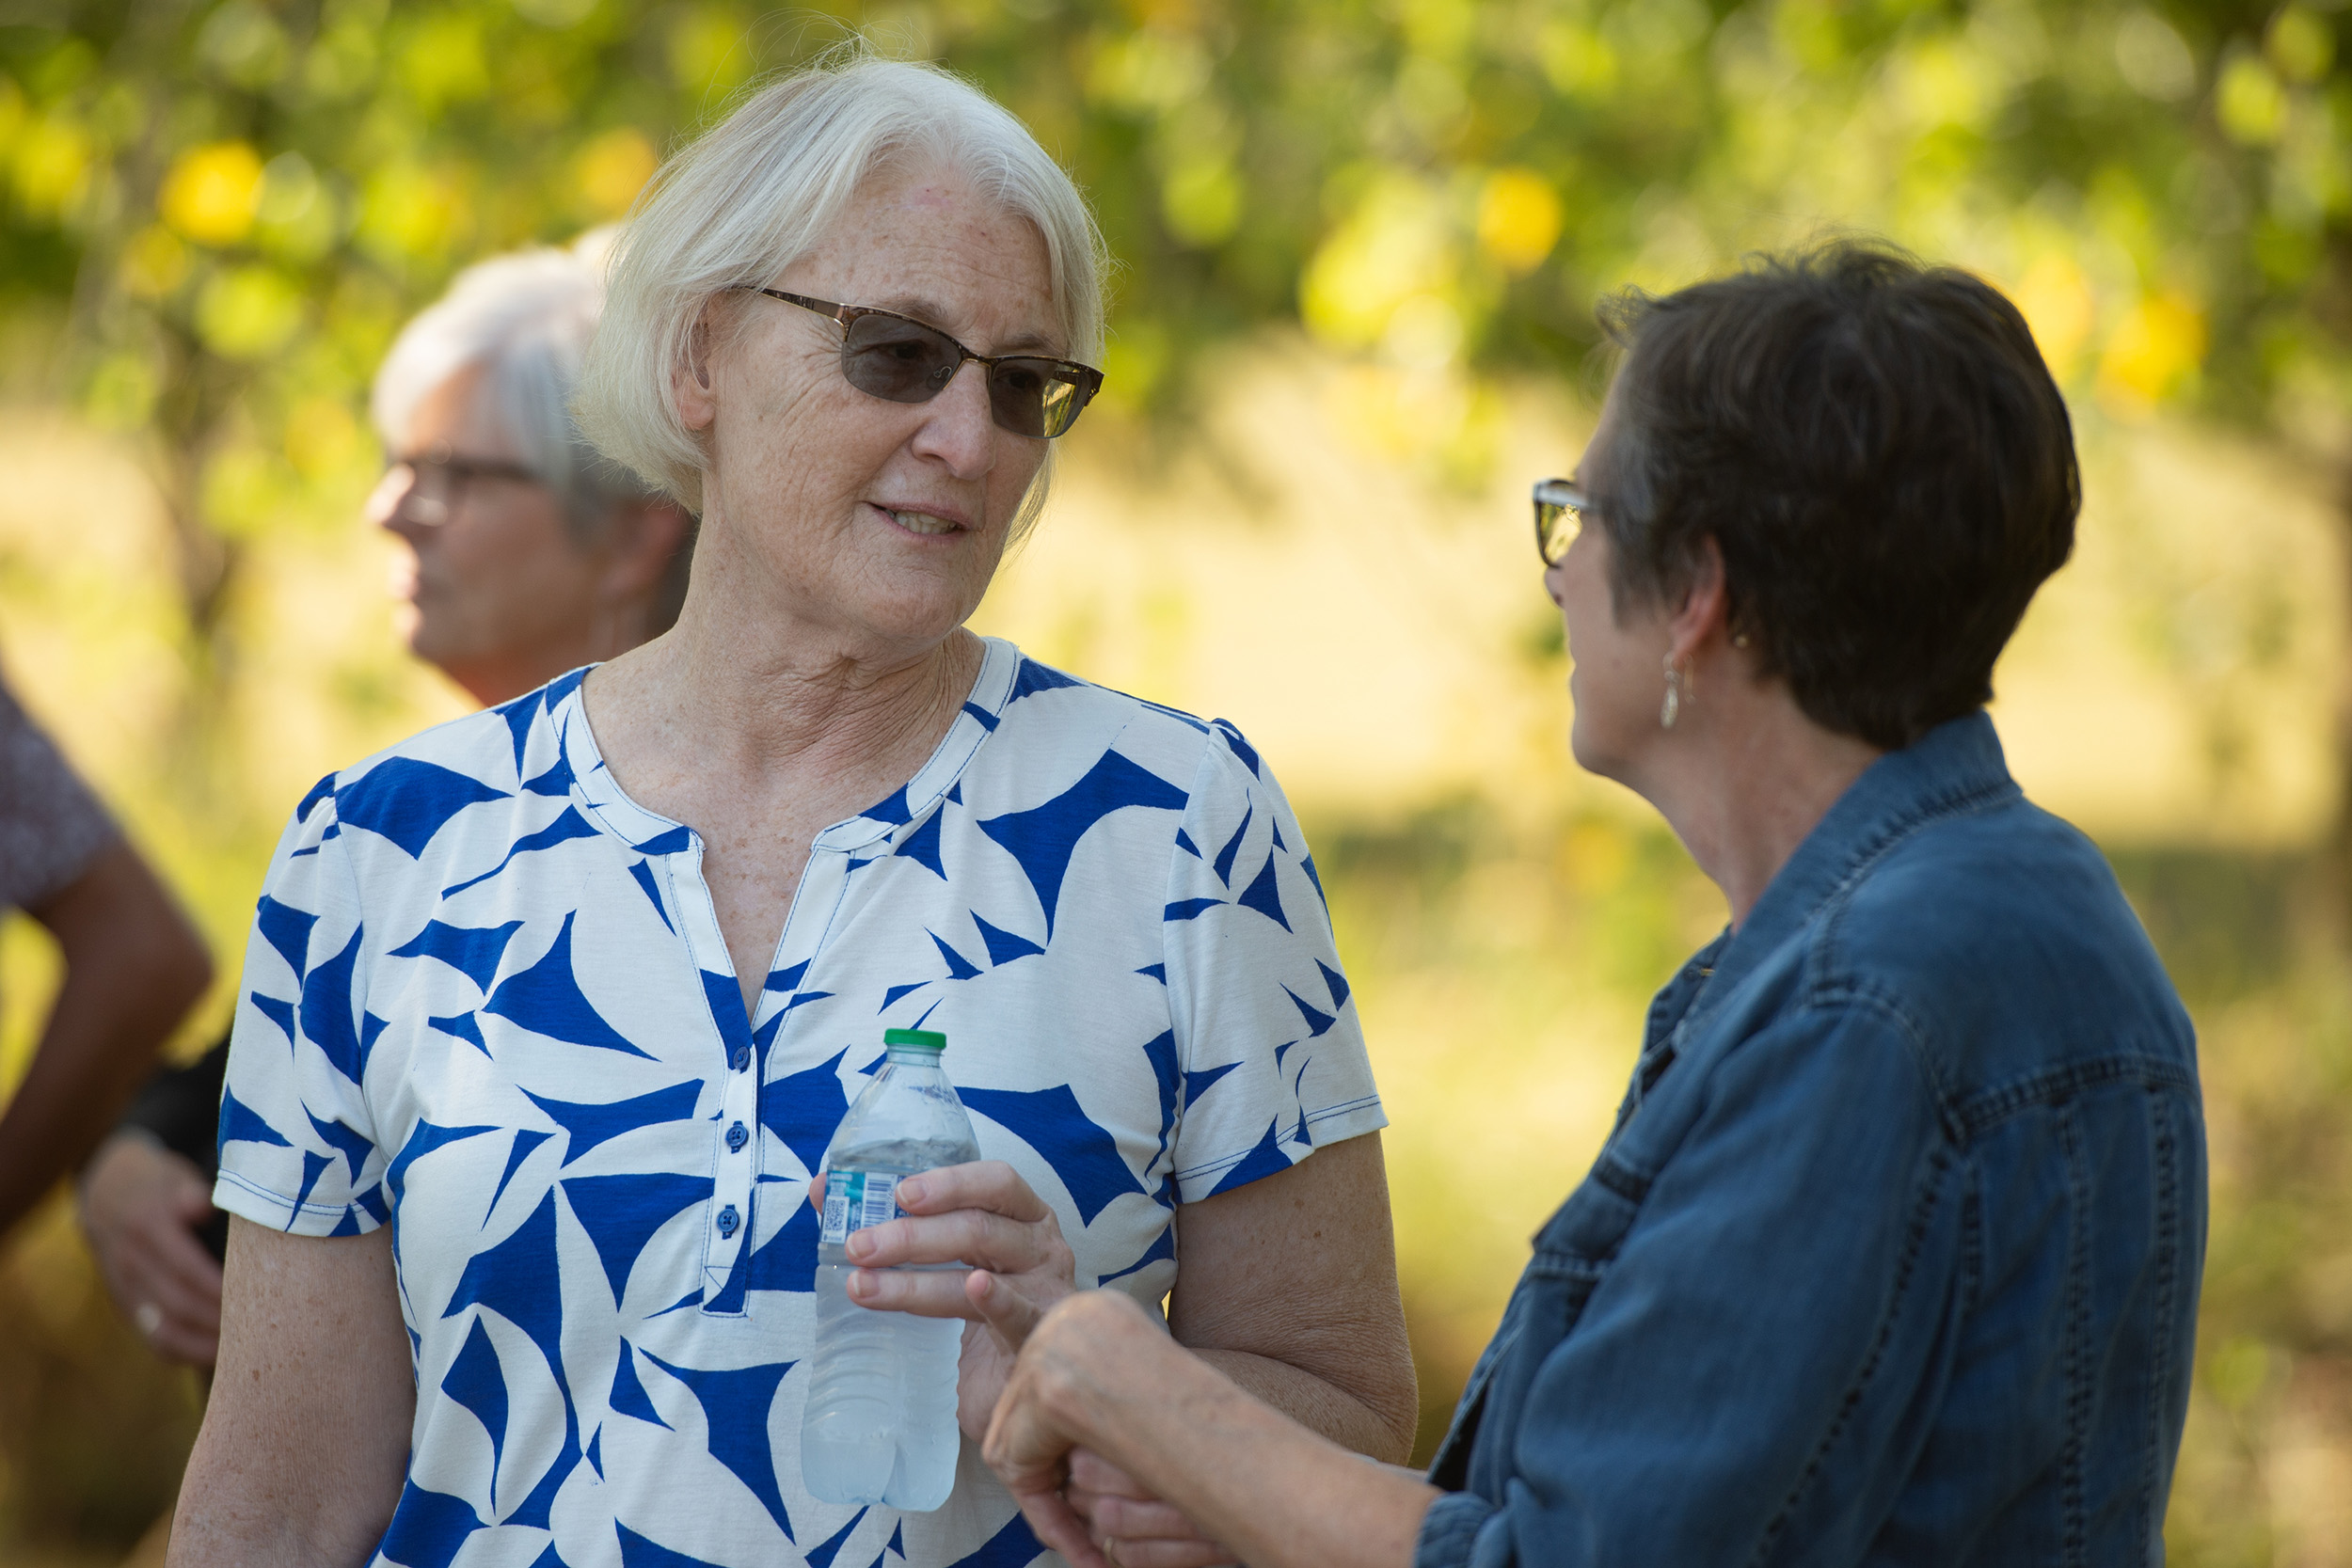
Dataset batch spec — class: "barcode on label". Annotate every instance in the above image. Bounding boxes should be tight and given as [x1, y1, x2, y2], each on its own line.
[860, 1173, 898, 1231]
[819, 1169, 903, 1245]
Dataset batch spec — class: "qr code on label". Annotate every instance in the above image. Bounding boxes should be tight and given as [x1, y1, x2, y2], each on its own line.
[819, 1169, 901, 1245]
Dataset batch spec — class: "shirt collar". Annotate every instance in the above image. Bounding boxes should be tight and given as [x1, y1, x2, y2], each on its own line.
[1667, 708, 2021, 1042]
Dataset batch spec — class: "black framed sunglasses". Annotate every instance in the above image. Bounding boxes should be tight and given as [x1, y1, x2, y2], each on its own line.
[1534, 477, 1592, 566]
[743, 288, 1104, 440]
[381, 444, 543, 528]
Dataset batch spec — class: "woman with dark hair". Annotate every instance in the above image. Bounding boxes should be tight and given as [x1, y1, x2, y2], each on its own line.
[978, 242, 2207, 1568]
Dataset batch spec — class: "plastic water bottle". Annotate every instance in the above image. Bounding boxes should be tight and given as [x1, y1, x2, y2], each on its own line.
[801, 1027, 983, 1511]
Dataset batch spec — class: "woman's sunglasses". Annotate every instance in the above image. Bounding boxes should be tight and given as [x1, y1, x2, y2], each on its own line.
[1534, 477, 1591, 566]
[743, 288, 1104, 440]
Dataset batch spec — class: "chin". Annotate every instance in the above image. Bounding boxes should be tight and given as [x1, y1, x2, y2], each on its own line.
[1565, 711, 1630, 785]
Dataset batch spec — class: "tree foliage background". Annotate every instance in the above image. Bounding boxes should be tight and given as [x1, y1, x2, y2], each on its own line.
[4, 0, 2352, 1560]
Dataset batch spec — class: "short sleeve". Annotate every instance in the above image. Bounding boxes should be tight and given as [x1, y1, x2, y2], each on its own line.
[0, 671, 119, 911]
[212, 777, 392, 1236]
[1161, 721, 1385, 1202]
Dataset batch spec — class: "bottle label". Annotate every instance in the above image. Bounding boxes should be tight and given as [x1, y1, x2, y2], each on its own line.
[819, 1168, 904, 1245]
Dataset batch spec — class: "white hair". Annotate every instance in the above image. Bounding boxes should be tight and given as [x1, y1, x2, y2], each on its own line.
[373, 230, 662, 536]
[575, 49, 1110, 515]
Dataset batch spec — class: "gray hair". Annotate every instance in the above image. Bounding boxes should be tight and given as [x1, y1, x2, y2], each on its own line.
[373, 231, 666, 538]
[575, 49, 1110, 516]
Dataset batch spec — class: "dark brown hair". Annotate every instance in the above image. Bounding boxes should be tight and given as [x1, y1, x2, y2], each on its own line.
[1595, 241, 2080, 750]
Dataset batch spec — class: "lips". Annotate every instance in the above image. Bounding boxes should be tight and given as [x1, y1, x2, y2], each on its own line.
[873, 500, 972, 536]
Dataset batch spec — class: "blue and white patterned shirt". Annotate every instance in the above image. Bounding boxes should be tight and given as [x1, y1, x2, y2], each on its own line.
[214, 637, 1386, 1568]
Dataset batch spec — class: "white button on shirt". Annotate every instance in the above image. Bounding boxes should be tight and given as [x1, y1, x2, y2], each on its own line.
[215, 637, 1387, 1568]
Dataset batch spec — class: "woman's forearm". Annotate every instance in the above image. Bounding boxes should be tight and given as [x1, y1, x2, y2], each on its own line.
[0, 844, 212, 1234]
[998, 1291, 1439, 1568]
[1190, 1346, 1417, 1464]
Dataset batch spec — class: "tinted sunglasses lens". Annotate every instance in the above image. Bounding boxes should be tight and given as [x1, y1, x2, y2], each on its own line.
[1533, 500, 1565, 562]
[840, 313, 961, 403]
[988, 359, 1096, 439]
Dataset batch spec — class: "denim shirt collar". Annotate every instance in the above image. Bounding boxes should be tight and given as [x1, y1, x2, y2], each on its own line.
[1647, 709, 2021, 1056]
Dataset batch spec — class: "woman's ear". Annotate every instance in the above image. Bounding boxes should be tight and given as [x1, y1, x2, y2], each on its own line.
[671, 307, 720, 432]
[1666, 535, 1731, 669]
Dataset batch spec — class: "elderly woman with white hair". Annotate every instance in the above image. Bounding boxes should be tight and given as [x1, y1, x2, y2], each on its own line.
[172, 54, 1413, 1568]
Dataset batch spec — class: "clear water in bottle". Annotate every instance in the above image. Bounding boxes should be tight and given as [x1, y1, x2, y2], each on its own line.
[800, 1028, 982, 1512]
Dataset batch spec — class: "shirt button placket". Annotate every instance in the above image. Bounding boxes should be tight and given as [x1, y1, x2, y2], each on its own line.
[706, 1033, 760, 1303]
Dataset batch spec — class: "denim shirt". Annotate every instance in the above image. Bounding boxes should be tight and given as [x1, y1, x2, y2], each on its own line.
[1417, 712, 2205, 1568]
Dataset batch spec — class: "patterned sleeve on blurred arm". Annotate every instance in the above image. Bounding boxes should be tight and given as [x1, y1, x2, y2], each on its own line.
[0, 667, 119, 912]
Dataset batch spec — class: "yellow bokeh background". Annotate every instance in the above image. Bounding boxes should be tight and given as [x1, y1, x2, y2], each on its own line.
[6, 0, 2352, 1560]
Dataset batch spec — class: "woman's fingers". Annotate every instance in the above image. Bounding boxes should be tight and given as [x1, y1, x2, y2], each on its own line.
[844, 1263, 984, 1318]
[965, 1267, 1048, 1343]
[1064, 1449, 1236, 1567]
[1090, 1538, 1237, 1568]
[983, 1349, 1109, 1568]
[847, 1205, 1062, 1274]
[80, 1137, 226, 1365]
[895, 1161, 1055, 1224]
[1009, 1486, 1111, 1568]
[1070, 1493, 1206, 1541]
[1068, 1448, 1154, 1497]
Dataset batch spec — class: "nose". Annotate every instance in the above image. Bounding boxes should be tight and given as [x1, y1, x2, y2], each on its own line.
[908, 358, 999, 480]
[1543, 557, 1569, 609]
[368, 466, 429, 541]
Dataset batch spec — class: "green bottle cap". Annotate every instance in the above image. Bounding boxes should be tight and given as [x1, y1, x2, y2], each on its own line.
[883, 1028, 946, 1051]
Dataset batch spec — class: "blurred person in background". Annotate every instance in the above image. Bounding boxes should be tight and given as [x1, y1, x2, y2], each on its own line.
[978, 244, 2207, 1568]
[75, 232, 694, 1371]
[0, 667, 211, 1241]
[171, 53, 1410, 1568]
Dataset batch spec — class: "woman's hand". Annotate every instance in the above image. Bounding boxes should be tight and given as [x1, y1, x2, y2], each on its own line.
[812, 1161, 1079, 1436]
[78, 1132, 224, 1366]
[1065, 1449, 1238, 1568]
[983, 1291, 1167, 1568]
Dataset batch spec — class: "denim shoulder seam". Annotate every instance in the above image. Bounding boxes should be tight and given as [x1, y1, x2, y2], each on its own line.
[1746, 1143, 1961, 1568]
[1953, 1054, 2200, 1136]
[1799, 982, 1968, 1147]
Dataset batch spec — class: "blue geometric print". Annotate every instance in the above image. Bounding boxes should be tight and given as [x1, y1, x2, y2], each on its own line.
[610, 1341, 671, 1429]
[960, 1085, 1147, 1226]
[643, 1350, 799, 1538]
[377, 1481, 485, 1568]
[255, 895, 317, 978]
[976, 747, 1187, 935]
[214, 637, 1384, 1567]
[441, 1315, 511, 1493]
[389, 918, 523, 990]
[336, 757, 509, 858]
[524, 1081, 703, 1165]
[485, 911, 655, 1059]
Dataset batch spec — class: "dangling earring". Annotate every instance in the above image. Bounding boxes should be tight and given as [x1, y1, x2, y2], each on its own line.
[1661, 656, 1683, 730]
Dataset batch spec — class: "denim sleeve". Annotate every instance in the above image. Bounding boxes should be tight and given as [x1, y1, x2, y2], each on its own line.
[1417, 999, 1966, 1568]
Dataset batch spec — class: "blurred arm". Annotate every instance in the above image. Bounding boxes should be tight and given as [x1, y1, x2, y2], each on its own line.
[79, 1131, 225, 1365]
[0, 840, 212, 1236]
[168, 1216, 413, 1567]
[1167, 1130, 1418, 1462]
[986, 1289, 1438, 1568]
[80, 1037, 233, 1364]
